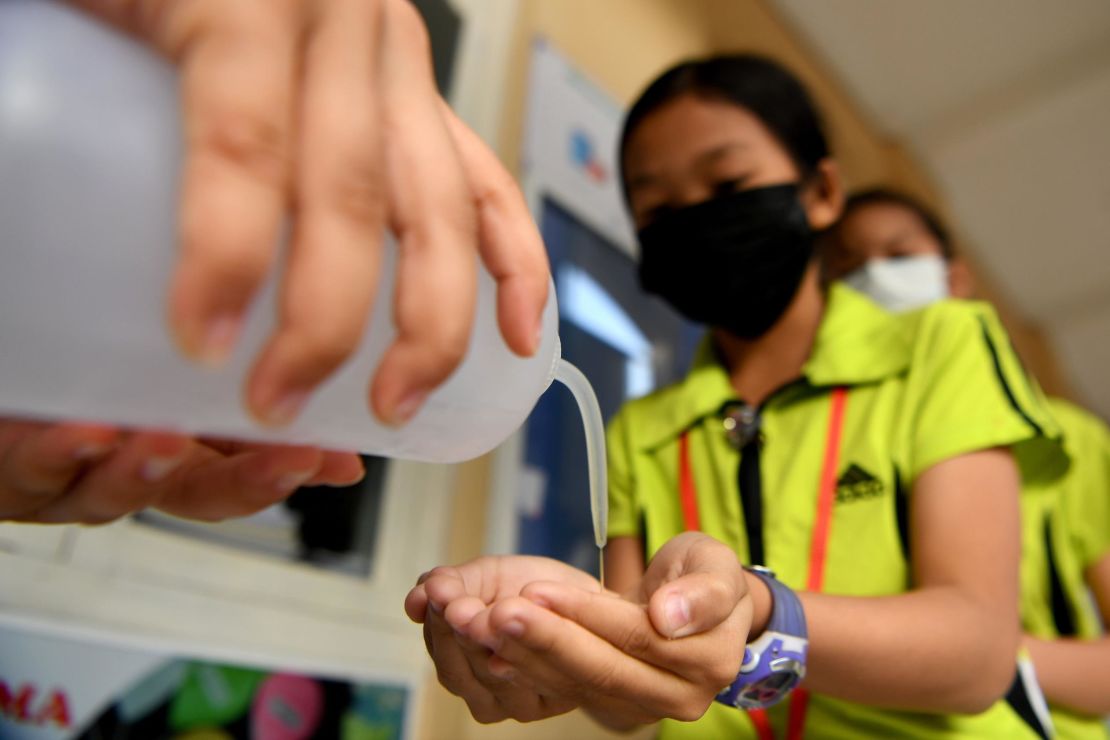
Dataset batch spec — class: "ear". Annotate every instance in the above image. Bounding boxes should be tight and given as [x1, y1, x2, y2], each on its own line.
[947, 257, 976, 299]
[800, 158, 844, 231]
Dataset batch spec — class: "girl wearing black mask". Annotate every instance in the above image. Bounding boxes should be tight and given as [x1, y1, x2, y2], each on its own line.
[407, 55, 1065, 739]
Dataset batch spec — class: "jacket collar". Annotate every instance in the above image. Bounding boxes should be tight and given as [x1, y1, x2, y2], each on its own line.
[634, 284, 912, 451]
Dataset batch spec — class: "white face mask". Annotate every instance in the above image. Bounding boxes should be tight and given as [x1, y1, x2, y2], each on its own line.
[841, 254, 949, 313]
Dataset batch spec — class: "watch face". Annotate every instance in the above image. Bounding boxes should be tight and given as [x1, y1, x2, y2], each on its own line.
[715, 633, 808, 710]
[763, 673, 795, 691]
[735, 671, 801, 709]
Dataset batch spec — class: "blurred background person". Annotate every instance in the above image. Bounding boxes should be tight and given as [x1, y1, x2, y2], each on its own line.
[822, 188, 1110, 739]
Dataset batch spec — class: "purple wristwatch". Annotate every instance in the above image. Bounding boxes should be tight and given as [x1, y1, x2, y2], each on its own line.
[715, 566, 808, 710]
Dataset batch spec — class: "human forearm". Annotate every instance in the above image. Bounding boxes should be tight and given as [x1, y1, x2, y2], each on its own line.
[1026, 635, 1110, 716]
[614, 540, 1019, 718]
[787, 448, 1023, 714]
[788, 584, 1016, 713]
[613, 566, 1017, 718]
[1029, 555, 1110, 715]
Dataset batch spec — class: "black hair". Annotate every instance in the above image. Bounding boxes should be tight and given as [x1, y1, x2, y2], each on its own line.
[619, 54, 830, 192]
[841, 188, 955, 259]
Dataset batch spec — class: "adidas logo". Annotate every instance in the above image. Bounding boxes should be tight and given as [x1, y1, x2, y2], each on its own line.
[835, 464, 885, 504]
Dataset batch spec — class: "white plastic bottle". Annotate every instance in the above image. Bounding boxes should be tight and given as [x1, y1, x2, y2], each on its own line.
[0, 0, 562, 464]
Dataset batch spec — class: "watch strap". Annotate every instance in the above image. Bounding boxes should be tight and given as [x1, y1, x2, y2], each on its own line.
[749, 566, 807, 639]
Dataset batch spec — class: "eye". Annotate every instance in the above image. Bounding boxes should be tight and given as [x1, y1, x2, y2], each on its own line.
[713, 178, 746, 198]
[638, 203, 675, 228]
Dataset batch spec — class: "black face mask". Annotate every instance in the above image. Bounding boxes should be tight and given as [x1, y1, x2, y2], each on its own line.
[637, 183, 814, 339]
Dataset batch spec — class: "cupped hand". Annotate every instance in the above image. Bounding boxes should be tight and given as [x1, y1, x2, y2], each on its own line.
[405, 533, 752, 728]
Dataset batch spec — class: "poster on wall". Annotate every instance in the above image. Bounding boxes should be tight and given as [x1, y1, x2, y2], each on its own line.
[521, 38, 637, 255]
[0, 622, 411, 740]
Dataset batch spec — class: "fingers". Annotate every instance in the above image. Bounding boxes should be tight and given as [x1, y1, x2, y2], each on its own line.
[0, 422, 361, 525]
[197, 441, 364, 487]
[130, 0, 538, 430]
[640, 532, 748, 637]
[410, 558, 689, 724]
[647, 572, 748, 639]
[246, 0, 389, 426]
[423, 596, 507, 719]
[408, 563, 501, 626]
[517, 580, 743, 689]
[408, 555, 600, 631]
[0, 421, 120, 519]
[304, 451, 365, 487]
[153, 443, 327, 521]
[161, 1, 300, 366]
[420, 556, 602, 611]
[471, 595, 698, 723]
[424, 600, 554, 724]
[439, 103, 550, 357]
[448, 598, 573, 723]
[415, 592, 575, 724]
[368, 0, 478, 425]
[26, 431, 192, 524]
[405, 583, 432, 623]
[417, 568, 468, 612]
[95, 0, 542, 432]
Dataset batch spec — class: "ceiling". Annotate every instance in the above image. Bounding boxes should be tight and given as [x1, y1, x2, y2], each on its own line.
[768, 0, 1110, 418]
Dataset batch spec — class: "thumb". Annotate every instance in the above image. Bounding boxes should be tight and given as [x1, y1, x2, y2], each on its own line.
[647, 571, 746, 639]
[641, 533, 747, 639]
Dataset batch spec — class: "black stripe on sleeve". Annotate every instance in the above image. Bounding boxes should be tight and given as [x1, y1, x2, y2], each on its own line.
[893, 465, 910, 563]
[1045, 515, 1077, 637]
[1004, 667, 1053, 740]
[978, 316, 1044, 438]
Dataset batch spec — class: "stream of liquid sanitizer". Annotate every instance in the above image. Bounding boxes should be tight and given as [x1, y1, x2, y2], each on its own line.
[552, 359, 608, 588]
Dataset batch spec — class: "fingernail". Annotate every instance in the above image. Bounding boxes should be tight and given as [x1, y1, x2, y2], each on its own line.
[198, 313, 243, 367]
[499, 620, 525, 639]
[335, 472, 365, 487]
[476, 633, 502, 652]
[274, 470, 314, 494]
[428, 600, 444, 616]
[263, 390, 309, 427]
[665, 594, 692, 638]
[140, 455, 184, 483]
[334, 463, 366, 487]
[489, 662, 515, 681]
[391, 389, 429, 426]
[532, 316, 545, 355]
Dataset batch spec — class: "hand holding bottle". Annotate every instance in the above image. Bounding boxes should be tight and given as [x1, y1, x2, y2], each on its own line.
[70, 0, 550, 426]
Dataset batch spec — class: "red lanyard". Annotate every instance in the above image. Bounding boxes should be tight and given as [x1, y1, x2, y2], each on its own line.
[677, 387, 848, 740]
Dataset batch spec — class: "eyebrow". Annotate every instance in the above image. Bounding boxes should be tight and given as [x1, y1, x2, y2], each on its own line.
[884, 227, 919, 248]
[694, 141, 750, 168]
[626, 141, 751, 193]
